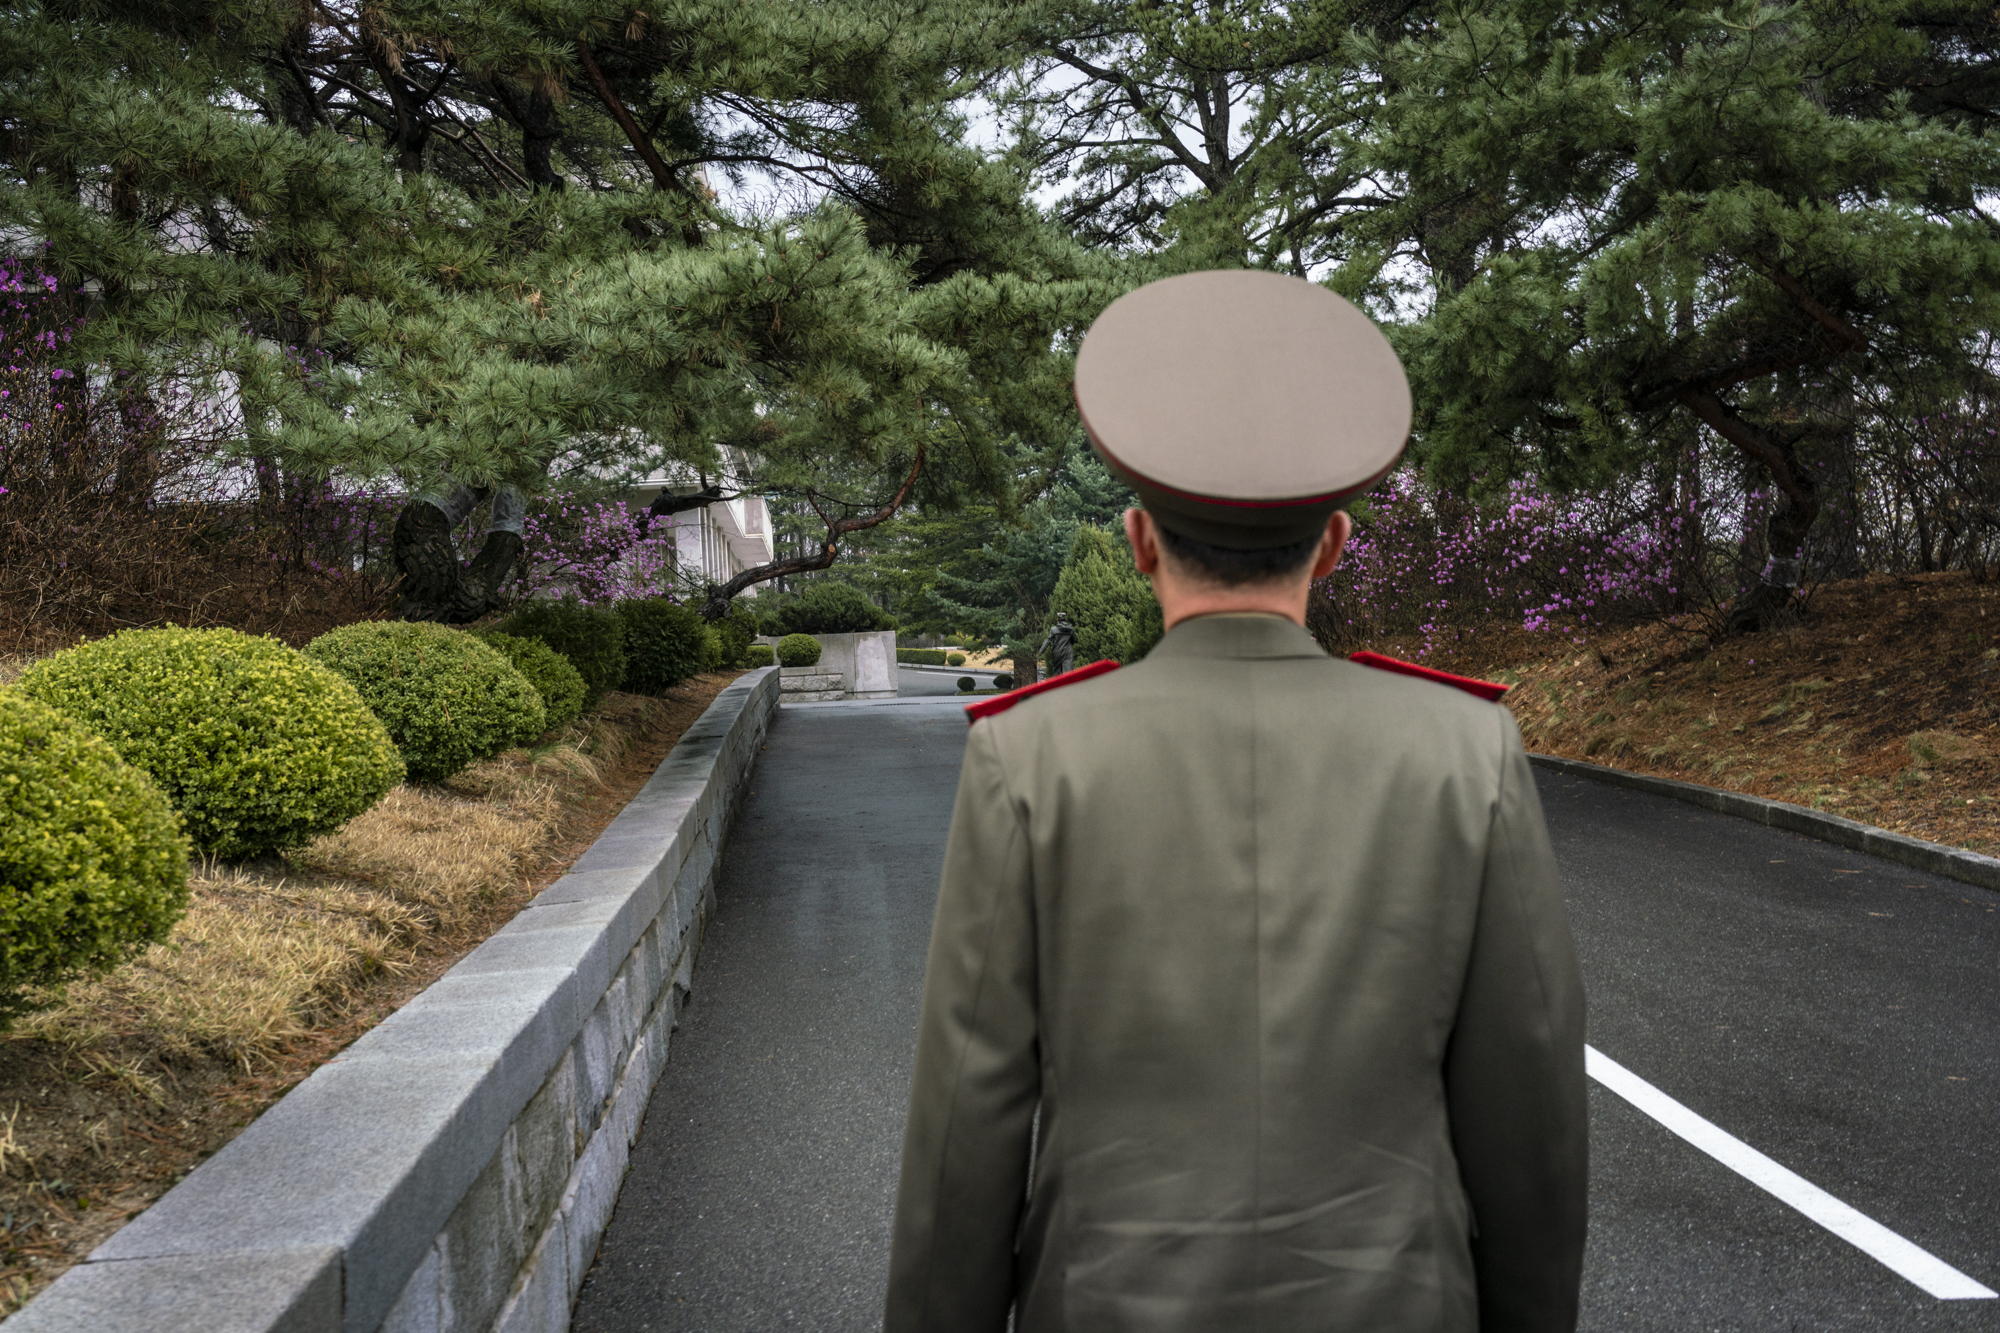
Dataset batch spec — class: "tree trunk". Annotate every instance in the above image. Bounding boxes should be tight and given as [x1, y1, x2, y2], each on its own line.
[392, 481, 526, 622]
[111, 386, 162, 511]
[1680, 390, 1819, 634]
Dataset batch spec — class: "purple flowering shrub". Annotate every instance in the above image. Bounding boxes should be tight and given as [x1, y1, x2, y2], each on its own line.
[491, 492, 681, 606]
[1317, 469, 1700, 658]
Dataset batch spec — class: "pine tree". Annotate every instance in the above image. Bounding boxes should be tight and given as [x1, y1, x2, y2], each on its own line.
[0, 0, 1110, 619]
[1048, 524, 1159, 664]
[1360, 0, 2000, 628]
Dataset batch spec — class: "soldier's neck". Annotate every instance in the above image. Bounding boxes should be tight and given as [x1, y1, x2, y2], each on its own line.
[1149, 577, 1312, 632]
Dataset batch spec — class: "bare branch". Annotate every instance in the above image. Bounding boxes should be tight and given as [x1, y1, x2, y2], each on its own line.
[700, 447, 924, 618]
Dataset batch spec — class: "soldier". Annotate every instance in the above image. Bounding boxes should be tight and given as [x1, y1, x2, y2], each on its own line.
[885, 270, 1587, 1333]
[1038, 611, 1076, 678]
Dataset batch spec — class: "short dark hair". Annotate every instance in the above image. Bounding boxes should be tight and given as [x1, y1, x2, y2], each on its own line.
[1155, 524, 1321, 587]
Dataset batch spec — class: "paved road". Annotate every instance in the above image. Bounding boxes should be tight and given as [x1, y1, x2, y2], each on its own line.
[572, 698, 965, 1332]
[1545, 770, 2000, 1330]
[574, 700, 2000, 1331]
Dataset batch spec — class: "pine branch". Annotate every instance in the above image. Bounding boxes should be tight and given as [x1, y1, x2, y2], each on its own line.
[699, 447, 924, 619]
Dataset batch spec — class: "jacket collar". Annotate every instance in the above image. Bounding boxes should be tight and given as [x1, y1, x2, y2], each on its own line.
[1142, 612, 1329, 662]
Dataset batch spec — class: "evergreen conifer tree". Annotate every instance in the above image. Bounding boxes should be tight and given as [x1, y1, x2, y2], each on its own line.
[1, 0, 1112, 619]
[1359, 0, 2000, 627]
[1048, 524, 1159, 664]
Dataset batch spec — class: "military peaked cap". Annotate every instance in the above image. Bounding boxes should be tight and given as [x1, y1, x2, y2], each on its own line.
[1074, 270, 1411, 550]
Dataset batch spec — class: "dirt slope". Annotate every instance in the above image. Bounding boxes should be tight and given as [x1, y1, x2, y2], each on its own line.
[1356, 572, 2000, 857]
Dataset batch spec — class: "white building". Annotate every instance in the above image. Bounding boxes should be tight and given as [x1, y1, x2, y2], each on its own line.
[628, 453, 774, 594]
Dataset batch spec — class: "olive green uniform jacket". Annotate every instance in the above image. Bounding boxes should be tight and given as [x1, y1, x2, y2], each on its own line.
[885, 614, 1587, 1333]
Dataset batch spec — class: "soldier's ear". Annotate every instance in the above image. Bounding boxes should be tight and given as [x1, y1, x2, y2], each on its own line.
[1310, 512, 1351, 582]
[1125, 507, 1162, 575]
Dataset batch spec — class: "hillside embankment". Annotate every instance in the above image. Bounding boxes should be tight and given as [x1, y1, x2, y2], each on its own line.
[1359, 571, 2000, 857]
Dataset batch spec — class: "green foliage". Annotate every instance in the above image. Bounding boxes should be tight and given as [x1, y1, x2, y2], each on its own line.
[774, 581, 897, 634]
[956, 676, 976, 691]
[746, 644, 775, 668]
[898, 648, 949, 665]
[701, 626, 725, 674]
[497, 602, 628, 710]
[18, 628, 403, 858]
[2, 0, 1105, 621]
[877, 442, 1137, 644]
[616, 599, 708, 694]
[0, 689, 192, 1026]
[992, 0, 1394, 269]
[777, 634, 823, 667]
[947, 652, 967, 666]
[1357, 0, 2000, 602]
[994, 673, 1015, 690]
[716, 602, 759, 667]
[307, 622, 544, 784]
[1050, 526, 1162, 664]
[476, 631, 588, 734]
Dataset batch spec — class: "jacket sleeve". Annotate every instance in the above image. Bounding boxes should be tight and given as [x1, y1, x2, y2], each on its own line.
[884, 720, 1041, 1333]
[1444, 710, 1589, 1332]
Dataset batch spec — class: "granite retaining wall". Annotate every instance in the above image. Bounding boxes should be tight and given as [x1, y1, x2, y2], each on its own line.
[9, 667, 781, 1333]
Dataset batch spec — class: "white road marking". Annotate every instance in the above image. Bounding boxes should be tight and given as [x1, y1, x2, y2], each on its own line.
[1586, 1045, 1998, 1301]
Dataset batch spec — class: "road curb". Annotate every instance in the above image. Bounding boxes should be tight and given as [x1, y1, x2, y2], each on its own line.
[1528, 752, 2000, 894]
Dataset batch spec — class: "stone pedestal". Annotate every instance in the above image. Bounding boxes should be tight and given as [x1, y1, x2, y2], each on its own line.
[760, 630, 898, 699]
[779, 666, 846, 702]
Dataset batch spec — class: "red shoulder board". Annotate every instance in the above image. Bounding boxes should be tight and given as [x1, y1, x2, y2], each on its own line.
[1349, 650, 1509, 702]
[966, 659, 1120, 725]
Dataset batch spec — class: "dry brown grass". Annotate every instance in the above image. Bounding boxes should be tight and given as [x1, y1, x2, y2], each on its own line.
[14, 735, 575, 1066]
[0, 673, 743, 1314]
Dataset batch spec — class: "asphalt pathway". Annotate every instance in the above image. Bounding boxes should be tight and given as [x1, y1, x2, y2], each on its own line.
[571, 695, 966, 1332]
[573, 695, 2000, 1332]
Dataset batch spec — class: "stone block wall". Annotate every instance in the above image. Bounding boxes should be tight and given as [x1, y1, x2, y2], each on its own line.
[9, 667, 781, 1333]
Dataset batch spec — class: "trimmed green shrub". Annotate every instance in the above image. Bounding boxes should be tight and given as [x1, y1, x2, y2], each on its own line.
[755, 599, 788, 637]
[994, 672, 1015, 690]
[947, 652, 967, 666]
[307, 622, 545, 784]
[477, 632, 587, 734]
[897, 649, 948, 666]
[0, 690, 192, 1025]
[1050, 525, 1163, 664]
[701, 625, 724, 673]
[746, 644, 775, 668]
[776, 634, 822, 667]
[775, 581, 895, 634]
[495, 601, 627, 709]
[18, 627, 403, 858]
[617, 598, 707, 694]
[717, 601, 758, 666]
[956, 676, 976, 693]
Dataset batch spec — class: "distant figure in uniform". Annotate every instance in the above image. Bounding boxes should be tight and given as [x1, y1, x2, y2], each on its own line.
[1039, 612, 1076, 678]
[885, 271, 1588, 1333]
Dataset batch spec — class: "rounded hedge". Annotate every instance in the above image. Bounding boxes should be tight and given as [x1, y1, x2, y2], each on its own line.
[307, 622, 545, 784]
[746, 644, 775, 668]
[994, 672, 1015, 690]
[17, 627, 403, 859]
[776, 634, 822, 667]
[495, 601, 627, 710]
[617, 599, 707, 694]
[774, 581, 895, 634]
[947, 652, 967, 666]
[477, 632, 587, 734]
[956, 676, 976, 693]
[0, 690, 192, 1024]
